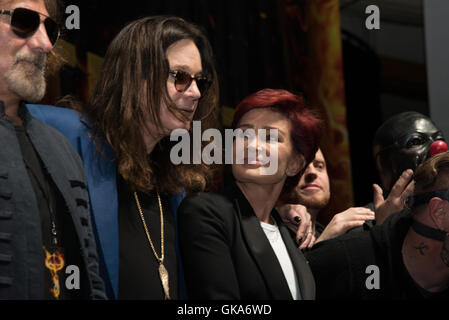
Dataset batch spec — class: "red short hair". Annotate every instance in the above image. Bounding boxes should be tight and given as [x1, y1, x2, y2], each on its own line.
[232, 89, 322, 203]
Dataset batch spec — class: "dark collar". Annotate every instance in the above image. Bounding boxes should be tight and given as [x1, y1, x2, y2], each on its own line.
[222, 179, 256, 218]
[0, 100, 33, 125]
[18, 101, 33, 124]
[223, 179, 315, 299]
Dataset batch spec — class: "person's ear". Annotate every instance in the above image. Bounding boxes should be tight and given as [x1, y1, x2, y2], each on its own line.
[286, 154, 305, 177]
[428, 197, 448, 230]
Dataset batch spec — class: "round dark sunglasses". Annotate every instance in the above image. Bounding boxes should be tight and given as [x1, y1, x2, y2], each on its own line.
[169, 70, 211, 95]
[0, 7, 60, 46]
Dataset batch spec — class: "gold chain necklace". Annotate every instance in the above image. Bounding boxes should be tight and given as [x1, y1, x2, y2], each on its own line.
[133, 189, 171, 300]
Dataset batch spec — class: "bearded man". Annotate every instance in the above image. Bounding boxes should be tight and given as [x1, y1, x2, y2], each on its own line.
[0, 0, 105, 299]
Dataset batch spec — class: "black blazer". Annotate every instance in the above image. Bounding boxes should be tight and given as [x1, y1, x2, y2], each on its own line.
[178, 180, 315, 300]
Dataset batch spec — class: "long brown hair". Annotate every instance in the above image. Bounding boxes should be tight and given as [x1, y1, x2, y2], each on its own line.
[414, 152, 449, 193]
[76, 16, 219, 194]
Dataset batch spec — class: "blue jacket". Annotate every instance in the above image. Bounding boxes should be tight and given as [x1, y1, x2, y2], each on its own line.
[27, 104, 186, 299]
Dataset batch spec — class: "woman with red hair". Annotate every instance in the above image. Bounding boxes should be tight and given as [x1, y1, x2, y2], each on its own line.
[179, 89, 322, 299]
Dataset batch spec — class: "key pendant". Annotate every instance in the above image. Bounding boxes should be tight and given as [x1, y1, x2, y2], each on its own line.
[43, 246, 65, 299]
[158, 262, 171, 300]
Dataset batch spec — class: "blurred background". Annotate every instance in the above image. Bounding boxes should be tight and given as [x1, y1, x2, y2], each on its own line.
[44, 0, 449, 224]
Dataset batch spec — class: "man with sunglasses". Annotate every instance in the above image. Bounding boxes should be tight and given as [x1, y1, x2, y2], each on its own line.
[26, 15, 219, 300]
[306, 151, 449, 299]
[0, 0, 105, 299]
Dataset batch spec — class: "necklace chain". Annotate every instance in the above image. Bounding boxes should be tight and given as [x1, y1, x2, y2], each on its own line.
[133, 188, 171, 299]
[133, 189, 164, 263]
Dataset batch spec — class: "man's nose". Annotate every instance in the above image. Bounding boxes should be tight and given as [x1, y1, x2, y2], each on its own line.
[27, 22, 53, 53]
[304, 170, 317, 183]
[184, 78, 202, 100]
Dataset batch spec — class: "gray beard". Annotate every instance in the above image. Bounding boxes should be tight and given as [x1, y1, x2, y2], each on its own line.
[5, 53, 47, 103]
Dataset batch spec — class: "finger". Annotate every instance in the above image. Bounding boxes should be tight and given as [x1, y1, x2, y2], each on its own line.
[360, 215, 375, 221]
[296, 229, 304, 245]
[373, 184, 384, 209]
[299, 231, 314, 250]
[277, 205, 293, 223]
[347, 214, 376, 221]
[286, 207, 300, 223]
[343, 220, 366, 230]
[333, 212, 375, 223]
[389, 169, 414, 198]
[285, 222, 299, 235]
[357, 212, 376, 218]
[350, 216, 376, 223]
[301, 225, 314, 249]
[351, 207, 376, 214]
[354, 210, 376, 217]
[402, 179, 415, 197]
[296, 217, 310, 244]
[344, 208, 375, 216]
[307, 234, 316, 249]
[397, 180, 415, 211]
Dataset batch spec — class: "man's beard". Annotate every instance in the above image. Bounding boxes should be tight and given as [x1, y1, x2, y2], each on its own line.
[298, 193, 330, 211]
[5, 52, 47, 103]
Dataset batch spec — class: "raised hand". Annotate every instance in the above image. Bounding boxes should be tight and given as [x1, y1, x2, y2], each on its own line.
[373, 169, 414, 225]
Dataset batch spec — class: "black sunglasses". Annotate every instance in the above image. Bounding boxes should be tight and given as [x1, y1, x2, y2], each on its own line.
[0, 7, 60, 46]
[169, 70, 211, 95]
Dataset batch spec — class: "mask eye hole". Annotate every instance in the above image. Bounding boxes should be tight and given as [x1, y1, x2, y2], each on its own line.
[406, 137, 424, 148]
[403, 134, 429, 149]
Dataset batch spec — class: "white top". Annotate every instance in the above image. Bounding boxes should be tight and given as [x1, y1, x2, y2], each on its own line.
[260, 219, 301, 300]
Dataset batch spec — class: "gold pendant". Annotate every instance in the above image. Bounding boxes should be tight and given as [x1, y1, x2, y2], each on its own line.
[158, 262, 171, 300]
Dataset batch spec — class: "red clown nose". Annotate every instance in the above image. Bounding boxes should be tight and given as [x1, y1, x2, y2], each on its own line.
[429, 140, 448, 156]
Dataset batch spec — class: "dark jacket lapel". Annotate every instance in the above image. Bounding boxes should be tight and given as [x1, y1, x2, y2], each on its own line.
[225, 181, 293, 299]
[26, 104, 119, 299]
[273, 212, 316, 300]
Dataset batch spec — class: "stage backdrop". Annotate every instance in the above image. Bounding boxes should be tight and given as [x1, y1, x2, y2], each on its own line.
[280, 0, 353, 223]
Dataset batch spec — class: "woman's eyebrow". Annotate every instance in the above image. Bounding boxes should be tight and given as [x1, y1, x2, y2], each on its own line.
[262, 126, 285, 136]
[237, 124, 254, 129]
